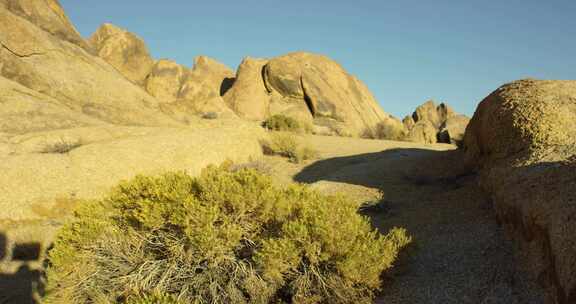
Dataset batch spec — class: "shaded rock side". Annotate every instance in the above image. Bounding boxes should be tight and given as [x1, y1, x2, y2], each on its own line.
[463, 79, 576, 304]
[437, 114, 470, 145]
[88, 23, 154, 85]
[407, 120, 437, 144]
[0, 8, 178, 127]
[0, 0, 91, 52]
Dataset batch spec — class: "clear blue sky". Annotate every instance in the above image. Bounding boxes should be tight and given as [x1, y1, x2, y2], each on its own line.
[60, 1, 575, 118]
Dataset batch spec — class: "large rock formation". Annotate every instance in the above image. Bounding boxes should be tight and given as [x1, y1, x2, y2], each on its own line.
[0, 76, 104, 135]
[190, 55, 236, 95]
[407, 120, 437, 144]
[0, 7, 180, 127]
[463, 79, 576, 303]
[0, 0, 91, 52]
[144, 56, 237, 118]
[224, 57, 270, 121]
[412, 100, 454, 128]
[404, 100, 470, 145]
[174, 56, 237, 118]
[88, 23, 154, 85]
[225, 52, 395, 137]
[437, 114, 470, 145]
[145, 59, 187, 102]
[0, 2, 266, 223]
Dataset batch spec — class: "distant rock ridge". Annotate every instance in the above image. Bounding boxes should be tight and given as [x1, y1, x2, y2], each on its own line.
[1, 0, 420, 136]
[403, 100, 470, 145]
[1, 0, 406, 135]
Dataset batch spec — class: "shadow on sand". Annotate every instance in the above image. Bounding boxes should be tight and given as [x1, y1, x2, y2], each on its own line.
[0, 232, 45, 304]
[294, 147, 470, 191]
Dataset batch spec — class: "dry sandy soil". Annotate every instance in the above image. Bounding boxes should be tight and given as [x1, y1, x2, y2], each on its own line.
[0, 134, 544, 303]
[264, 134, 544, 304]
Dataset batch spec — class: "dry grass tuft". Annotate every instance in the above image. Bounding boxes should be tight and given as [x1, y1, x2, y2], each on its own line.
[40, 138, 82, 154]
[261, 132, 319, 163]
[362, 122, 407, 141]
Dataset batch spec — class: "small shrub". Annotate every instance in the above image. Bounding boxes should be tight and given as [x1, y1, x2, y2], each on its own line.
[261, 132, 318, 163]
[41, 138, 82, 154]
[201, 112, 218, 120]
[362, 122, 406, 141]
[230, 160, 273, 175]
[44, 166, 410, 304]
[126, 292, 182, 304]
[263, 114, 302, 132]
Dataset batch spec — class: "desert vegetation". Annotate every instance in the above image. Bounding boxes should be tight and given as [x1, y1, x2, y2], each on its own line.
[261, 132, 319, 163]
[361, 122, 407, 141]
[40, 138, 83, 154]
[262, 114, 311, 133]
[44, 165, 411, 304]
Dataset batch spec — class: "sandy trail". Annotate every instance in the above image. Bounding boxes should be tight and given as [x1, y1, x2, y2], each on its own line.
[270, 135, 544, 304]
[0, 134, 545, 303]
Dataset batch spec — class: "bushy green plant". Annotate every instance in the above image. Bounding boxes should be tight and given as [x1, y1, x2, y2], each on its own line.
[362, 122, 406, 141]
[263, 114, 302, 132]
[261, 132, 319, 163]
[45, 166, 410, 304]
[126, 292, 182, 304]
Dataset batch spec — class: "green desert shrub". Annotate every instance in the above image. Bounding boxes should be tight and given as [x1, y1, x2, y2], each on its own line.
[362, 122, 407, 141]
[126, 292, 182, 304]
[261, 132, 319, 163]
[45, 166, 410, 304]
[263, 114, 303, 132]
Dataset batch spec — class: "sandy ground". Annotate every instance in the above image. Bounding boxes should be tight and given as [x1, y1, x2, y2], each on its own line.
[0, 134, 545, 303]
[266, 135, 544, 304]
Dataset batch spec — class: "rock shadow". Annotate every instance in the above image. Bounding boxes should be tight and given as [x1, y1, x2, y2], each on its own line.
[220, 77, 235, 96]
[294, 147, 470, 190]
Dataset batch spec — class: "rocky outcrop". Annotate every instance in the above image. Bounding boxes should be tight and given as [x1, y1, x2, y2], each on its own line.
[190, 55, 235, 95]
[159, 56, 236, 119]
[0, 7, 179, 127]
[0, 0, 91, 52]
[144, 56, 237, 118]
[88, 23, 154, 85]
[404, 100, 469, 144]
[0, 76, 104, 135]
[437, 114, 470, 145]
[463, 79, 576, 304]
[0, 121, 265, 221]
[224, 57, 270, 121]
[412, 100, 454, 128]
[407, 120, 437, 144]
[225, 52, 395, 137]
[145, 59, 187, 102]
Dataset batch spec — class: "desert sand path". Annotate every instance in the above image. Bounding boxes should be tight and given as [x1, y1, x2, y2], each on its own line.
[267, 135, 544, 304]
[0, 135, 545, 303]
